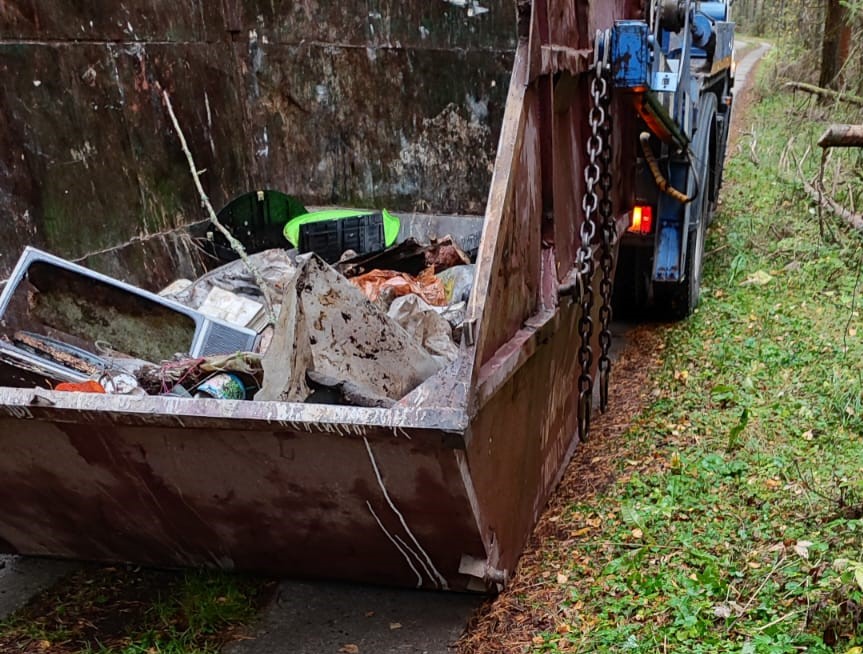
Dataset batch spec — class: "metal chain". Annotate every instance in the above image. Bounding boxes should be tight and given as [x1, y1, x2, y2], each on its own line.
[597, 54, 616, 414]
[575, 34, 609, 443]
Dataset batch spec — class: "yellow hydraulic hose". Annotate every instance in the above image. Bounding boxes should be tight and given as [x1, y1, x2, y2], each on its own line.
[639, 132, 691, 203]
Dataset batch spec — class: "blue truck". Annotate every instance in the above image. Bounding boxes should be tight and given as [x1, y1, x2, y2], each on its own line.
[611, 0, 736, 318]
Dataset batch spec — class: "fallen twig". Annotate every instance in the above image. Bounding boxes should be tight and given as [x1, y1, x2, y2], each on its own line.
[727, 556, 788, 630]
[161, 90, 277, 324]
[804, 179, 863, 233]
[784, 144, 850, 238]
[740, 130, 759, 165]
[783, 82, 863, 107]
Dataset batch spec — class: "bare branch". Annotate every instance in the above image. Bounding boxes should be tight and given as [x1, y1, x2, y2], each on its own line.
[161, 90, 277, 325]
[784, 81, 863, 107]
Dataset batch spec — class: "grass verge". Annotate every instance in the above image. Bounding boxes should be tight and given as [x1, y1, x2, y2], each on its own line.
[0, 566, 273, 654]
[462, 46, 863, 653]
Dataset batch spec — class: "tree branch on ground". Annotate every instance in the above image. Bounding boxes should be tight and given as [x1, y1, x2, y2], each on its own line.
[817, 124, 863, 148]
[783, 82, 863, 107]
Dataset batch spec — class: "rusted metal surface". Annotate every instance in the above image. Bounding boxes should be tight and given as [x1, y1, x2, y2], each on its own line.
[0, 0, 649, 591]
[0, 400, 485, 590]
[0, 2, 514, 278]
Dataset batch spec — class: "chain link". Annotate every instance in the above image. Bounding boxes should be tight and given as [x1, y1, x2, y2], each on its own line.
[597, 56, 616, 414]
[575, 47, 611, 441]
[575, 32, 617, 441]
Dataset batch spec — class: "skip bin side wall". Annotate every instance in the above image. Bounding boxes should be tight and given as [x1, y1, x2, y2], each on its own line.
[0, 1, 516, 280]
[0, 392, 488, 590]
[464, 0, 642, 578]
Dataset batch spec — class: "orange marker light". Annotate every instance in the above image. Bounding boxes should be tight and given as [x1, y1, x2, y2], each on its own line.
[628, 205, 654, 235]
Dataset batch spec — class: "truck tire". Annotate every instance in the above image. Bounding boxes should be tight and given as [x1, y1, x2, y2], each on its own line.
[655, 93, 717, 320]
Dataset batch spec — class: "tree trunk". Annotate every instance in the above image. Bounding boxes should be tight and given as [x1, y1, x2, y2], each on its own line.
[820, 0, 850, 88]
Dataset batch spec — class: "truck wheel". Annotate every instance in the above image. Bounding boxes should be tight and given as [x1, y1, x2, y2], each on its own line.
[655, 93, 717, 320]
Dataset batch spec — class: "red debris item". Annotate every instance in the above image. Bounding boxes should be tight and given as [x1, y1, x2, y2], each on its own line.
[55, 380, 106, 394]
[425, 236, 470, 272]
[351, 267, 447, 306]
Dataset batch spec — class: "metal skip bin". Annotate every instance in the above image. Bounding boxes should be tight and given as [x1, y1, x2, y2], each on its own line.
[0, 0, 642, 592]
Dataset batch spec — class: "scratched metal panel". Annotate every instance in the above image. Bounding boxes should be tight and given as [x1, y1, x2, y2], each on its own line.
[233, 42, 512, 213]
[0, 8, 516, 279]
[476, 85, 542, 365]
[0, 43, 144, 275]
[220, 0, 517, 50]
[0, 41, 250, 278]
[467, 268, 606, 575]
[0, 413, 486, 589]
[109, 42, 254, 229]
[0, 0, 213, 41]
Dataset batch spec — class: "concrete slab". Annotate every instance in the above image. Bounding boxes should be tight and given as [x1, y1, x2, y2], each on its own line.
[225, 581, 482, 654]
[0, 555, 79, 620]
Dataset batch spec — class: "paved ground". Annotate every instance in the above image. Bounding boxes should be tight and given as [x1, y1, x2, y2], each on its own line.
[0, 555, 78, 621]
[226, 581, 481, 654]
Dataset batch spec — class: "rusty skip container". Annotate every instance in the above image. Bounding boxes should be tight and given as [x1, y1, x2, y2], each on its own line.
[0, 0, 641, 592]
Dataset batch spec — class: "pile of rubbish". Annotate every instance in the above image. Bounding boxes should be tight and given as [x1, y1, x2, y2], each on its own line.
[0, 201, 477, 408]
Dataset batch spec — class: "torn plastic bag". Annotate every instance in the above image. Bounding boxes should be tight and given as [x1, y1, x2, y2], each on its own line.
[386, 294, 458, 366]
[163, 249, 295, 314]
[437, 264, 475, 304]
[350, 267, 447, 307]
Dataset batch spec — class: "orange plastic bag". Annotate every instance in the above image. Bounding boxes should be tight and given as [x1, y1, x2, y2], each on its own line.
[55, 380, 106, 393]
[351, 267, 447, 306]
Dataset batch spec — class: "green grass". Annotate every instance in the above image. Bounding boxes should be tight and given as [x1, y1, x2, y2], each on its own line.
[529, 51, 863, 653]
[0, 567, 269, 654]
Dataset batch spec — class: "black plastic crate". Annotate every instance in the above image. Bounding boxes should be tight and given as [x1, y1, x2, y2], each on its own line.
[208, 190, 307, 262]
[299, 213, 385, 263]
